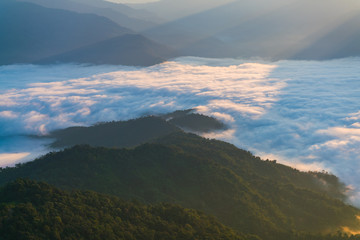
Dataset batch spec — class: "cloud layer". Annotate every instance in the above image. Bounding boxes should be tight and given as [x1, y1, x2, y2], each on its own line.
[1, 57, 360, 203]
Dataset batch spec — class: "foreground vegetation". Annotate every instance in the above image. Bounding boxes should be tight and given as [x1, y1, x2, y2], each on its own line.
[1, 116, 360, 239]
[2, 131, 360, 239]
[0, 179, 247, 240]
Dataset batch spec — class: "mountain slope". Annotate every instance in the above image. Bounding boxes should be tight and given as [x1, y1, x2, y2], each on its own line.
[49, 111, 225, 148]
[1, 132, 359, 239]
[0, 1, 172, 66]
[129, 0, 234, 22]
[144, 0, 360, 60]
[66, 0, 160, 23]
[39, 34, 175, 66]
[0, 179, 246, 240]
[293, 14, 360, 60]
[49, 116, 181, 148]
[0, 1, 130, 65]
[143, 0, 293, 50]
[19, 0, 159, 31]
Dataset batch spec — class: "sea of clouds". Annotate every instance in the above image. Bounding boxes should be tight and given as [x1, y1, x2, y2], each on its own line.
[1, 57, 360, 203]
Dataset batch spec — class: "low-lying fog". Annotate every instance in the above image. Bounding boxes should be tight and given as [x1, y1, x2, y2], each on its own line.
[1, 57, 360, 203]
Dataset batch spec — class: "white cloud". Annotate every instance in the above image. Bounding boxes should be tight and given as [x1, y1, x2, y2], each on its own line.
[208, 112, 235, 123]
[0, 153, 30, 167]
[346, 111, 360, 121]
[317, 127, 360, 137]
[202, 129, 236, 142]
[260, 153, 329, 172]
[0, 111, 18, 118]
[0, 59, 282, 136]
[207, 99, 266, 117]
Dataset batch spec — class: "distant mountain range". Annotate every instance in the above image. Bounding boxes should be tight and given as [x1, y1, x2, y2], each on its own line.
[142, 0, 360, 60]
[128, 0, 234, 22]
[294, 14, 360, 60]
[2, 0, 360, 66]
[38, 34, 173, 66]
[0, 0, 174, 66]
[19, 0, 161, 30]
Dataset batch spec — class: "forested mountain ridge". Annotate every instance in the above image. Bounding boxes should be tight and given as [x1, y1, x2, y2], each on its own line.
[50, 116, 181, 148]
[49, 110, 225, 148]
[0, 179, 247, 240]
[1, 130, 360, 239]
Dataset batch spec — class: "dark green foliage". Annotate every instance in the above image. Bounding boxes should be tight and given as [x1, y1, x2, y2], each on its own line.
[162, 109, 226, 132]
[154, 133, 360, 233]
[50, 116, 181, 148]
[49, 111, 226, 148]
[1, 132, 360, 239]
[0, 179, 246, 240]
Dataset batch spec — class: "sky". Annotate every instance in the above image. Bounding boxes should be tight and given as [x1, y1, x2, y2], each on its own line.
[105, 0, 160, 3]
[1, 57, 360, 204]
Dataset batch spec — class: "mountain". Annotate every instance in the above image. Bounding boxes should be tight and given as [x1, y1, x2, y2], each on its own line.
[38, 34, 175, 66]
[162, 109, 226, 133]
[0, 179, 246, 240]
[1, 131, 360, 239]
[64, 0, 161, 23]
[0, 1, 172, 66]
[293, 14, 360, 60]
[128, 0, 234, 22]
[143, 0, 360, 60]
[49, 116, 181, 148]
[143, 0, 293, 50]
[48, 110, 226, 148]
[19, 0, 160, 31]
[0, 1, 129, 64]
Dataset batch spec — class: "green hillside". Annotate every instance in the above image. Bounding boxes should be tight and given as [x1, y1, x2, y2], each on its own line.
[49, 116, 181, 148]
[1, 132, 360, 239]
[0, 179, 246, 240]
[49, 110, 225, 148]
[162, 109, 226, 132]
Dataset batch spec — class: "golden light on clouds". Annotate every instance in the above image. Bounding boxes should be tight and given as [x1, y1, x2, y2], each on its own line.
[0, 153, 30, 167]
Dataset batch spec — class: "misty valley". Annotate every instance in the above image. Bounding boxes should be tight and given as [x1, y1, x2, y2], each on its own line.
[1, 0, 360, 239]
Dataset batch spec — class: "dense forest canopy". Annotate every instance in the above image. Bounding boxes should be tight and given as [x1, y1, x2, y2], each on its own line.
[49, 110, 226, 148]
[2, 127, 360, 239]
[0, 179, 247, 240]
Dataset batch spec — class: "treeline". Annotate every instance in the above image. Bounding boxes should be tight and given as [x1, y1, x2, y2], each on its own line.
[49, 110, 225, 148]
